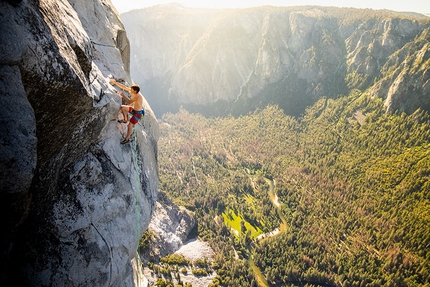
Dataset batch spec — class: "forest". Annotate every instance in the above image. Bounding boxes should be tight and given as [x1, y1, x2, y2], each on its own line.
[153, 89, 430, 287]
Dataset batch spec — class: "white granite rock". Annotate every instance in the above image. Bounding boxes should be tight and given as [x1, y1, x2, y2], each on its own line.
[0, 0, 158, 286]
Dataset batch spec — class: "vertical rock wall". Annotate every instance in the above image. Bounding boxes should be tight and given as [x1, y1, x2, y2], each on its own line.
[0, 0, 158, 286]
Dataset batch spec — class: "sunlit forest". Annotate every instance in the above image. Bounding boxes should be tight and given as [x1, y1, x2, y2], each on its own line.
[155, 89, 430, 287]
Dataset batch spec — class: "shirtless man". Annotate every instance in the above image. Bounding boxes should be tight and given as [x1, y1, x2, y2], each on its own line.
[110, 79, 145, 144]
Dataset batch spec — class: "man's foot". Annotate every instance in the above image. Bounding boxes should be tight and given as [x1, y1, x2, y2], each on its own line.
[117, 119, 127, 123]
[120, 138, 130, 144]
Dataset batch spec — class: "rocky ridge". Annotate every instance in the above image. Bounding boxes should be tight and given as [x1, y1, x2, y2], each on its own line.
[0, 0, 158, 286]
[123, 4, 430, 117]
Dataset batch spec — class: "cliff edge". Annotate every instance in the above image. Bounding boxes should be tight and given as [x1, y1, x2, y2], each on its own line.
[0, 0, 159, 286]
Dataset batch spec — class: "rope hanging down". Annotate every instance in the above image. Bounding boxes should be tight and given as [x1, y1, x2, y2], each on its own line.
[132, 126, 142, 257]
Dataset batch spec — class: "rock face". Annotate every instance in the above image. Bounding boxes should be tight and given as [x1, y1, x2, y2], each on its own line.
[123, 4, 430, 117]
[0, 0, 159, 286]
[368, 28, 430, 113]
[140, 191, 197, 262]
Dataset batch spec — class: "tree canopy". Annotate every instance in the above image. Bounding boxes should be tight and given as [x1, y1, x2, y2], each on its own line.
[156, 90, 430, 286]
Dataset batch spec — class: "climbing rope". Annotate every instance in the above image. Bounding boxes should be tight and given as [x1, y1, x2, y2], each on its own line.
[131, 125, 142, 257]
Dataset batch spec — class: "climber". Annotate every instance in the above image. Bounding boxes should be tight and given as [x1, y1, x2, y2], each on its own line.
[110, 79, 145, 144]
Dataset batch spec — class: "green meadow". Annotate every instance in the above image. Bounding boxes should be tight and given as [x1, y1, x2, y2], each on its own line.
[222, 209, 263, 240]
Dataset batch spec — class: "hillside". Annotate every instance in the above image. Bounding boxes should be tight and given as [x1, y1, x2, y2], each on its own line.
[123, 4, 430, 117]
[157, 91, 430, 286]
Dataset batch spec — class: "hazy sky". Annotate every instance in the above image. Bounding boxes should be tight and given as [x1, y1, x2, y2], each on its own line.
[110, 0, 430, 14]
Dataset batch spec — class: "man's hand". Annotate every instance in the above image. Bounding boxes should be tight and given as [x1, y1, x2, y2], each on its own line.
[110, 79, 116, 85]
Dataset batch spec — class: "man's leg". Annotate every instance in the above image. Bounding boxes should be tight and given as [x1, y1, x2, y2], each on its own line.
[121, 111, 140, 144]
[120, 105, 130, 123]
[121, 123, 133, 144]
[125, 122, 133, 141]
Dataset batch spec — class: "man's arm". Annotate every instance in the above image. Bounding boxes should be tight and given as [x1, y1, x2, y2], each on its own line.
[119, 92, 138, 105]
[110, 79, 131, 93]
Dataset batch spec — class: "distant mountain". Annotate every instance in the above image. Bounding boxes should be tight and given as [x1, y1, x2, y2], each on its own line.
[123, 4, 430, 117]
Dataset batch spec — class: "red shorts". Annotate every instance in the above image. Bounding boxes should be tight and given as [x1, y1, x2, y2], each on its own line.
[128, 107, 144, 125]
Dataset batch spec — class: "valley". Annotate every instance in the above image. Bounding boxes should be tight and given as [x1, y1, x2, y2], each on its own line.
[156, 94, 430, 286]
[121, 4, 430, 286]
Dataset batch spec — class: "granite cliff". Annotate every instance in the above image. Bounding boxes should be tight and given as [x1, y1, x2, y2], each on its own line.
[123, 4, 430, 117]
[140, 191, 197, 263]
[0, 0, 159, 286]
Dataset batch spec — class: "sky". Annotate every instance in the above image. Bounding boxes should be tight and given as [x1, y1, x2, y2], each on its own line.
[110, 0, 430, 15]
